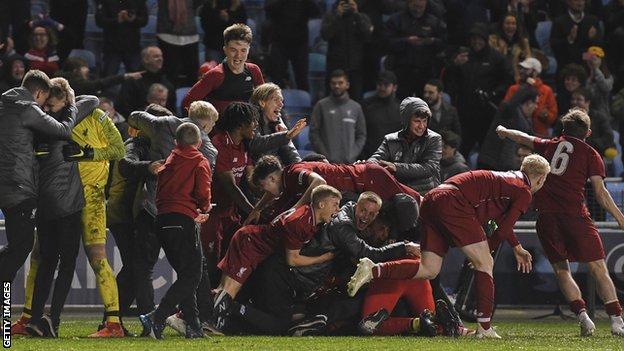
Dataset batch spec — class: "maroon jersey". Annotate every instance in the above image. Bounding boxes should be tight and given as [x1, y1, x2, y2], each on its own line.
[533, 135, 605, 215]
[446, 170, 533, 247]
[269, 204, 318, 250]
[211, 131, 252, 210]
[282, 162, 360, 199]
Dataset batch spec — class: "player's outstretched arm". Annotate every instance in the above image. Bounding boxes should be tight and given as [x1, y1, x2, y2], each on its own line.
[286, 248, 334, 267]
[244, 191, 275, 225]
[216, 170, 254, 214]
[591, 175, 624, 229]
[292, 172, 327, 209]
[496, 125, 536, 149]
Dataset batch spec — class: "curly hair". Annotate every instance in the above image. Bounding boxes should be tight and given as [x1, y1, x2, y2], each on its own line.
[250, 155, 283, 187]
[218, 101, 259, 132]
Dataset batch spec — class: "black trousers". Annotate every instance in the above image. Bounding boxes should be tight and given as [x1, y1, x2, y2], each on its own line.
[30, 211, 82, 326]
[153, 213, 203, 324]
[269, 42, 309, 91]
[157, 38, 199, 88]
[109, 222, 136, 317]
[133, 210, 159, 315]
[0, 198, 37, 282]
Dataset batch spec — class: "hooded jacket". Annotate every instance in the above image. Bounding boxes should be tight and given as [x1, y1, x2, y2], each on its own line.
[250, 106, 301, 166]
[36, 95, 100, 221]
[0, 87, 77, 209]
[369, 97, 442, 194]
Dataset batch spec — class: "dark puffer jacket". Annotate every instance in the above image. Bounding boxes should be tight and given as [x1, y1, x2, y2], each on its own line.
[36, 95, 100, 221]
[0, 87, 77, 209]
[293, 202, 406, 294]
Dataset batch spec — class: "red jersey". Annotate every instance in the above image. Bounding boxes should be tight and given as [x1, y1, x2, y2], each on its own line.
[533, 135, 605, 214]
[446, 170, 533, 247]
[269, 204, 318, 250]
[211, 131, 252, 210]
[282, 162, 360, 199]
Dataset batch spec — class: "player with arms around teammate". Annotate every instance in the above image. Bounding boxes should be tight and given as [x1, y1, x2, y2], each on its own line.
[347, 155, 551, 339]
[497, 108, 624, 337]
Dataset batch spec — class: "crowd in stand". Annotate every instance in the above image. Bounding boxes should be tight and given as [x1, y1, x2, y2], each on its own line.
[2, 0, 624, 341]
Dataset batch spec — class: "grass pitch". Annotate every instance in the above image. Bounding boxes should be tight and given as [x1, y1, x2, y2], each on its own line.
[7, 317, 624, 351]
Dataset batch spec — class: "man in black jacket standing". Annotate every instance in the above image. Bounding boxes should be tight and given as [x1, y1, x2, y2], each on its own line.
[0, 70, 78, 282]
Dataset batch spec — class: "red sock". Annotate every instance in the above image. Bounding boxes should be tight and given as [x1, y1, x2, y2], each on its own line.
[373, 259, 420, 280]
[474, 271, 494, 330]
[605, 301, 623, 317]
[375, 317, 414, 336]
[569, 299, 587, 315]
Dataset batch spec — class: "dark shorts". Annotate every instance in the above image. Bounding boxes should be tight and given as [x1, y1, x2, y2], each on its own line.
[420, 188, 486, 256]
[536, 212, 605, 263]
[217, 225, 278, 284]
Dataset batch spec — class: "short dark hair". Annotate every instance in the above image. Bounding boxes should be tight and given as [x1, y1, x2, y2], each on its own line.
[329, 69, 348, 81]
[561, 107, 591, 138]
[223, 23, 252, 45]
[63, 57, 87, 72]
[145, 103, 174, 116]
[510, 86, 539, 106]
[302, 153, 328, 162]
[560, 63, 588, 84]
[218, 101, 258, 132]
[21, 69, 51, 94]
[440, 130, 461, 149]
[175, 122, 201, 147]
[426, 78, 444, 93]
[311, 184, 342, 208]
[251, 155, 283, 186]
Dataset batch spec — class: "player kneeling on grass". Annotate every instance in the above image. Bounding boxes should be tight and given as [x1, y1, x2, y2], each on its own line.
[212, 185, 342, 332]
[497, 108, 624, 337]
[139, 123, 213, 340]
[347, 154, 551, 339]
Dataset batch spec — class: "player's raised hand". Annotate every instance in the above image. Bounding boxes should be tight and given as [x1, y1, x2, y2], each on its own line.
[286, 118, 307, 139]
[513, 245, 533, 273]
[243, 209, 261, 225]
[495, 125, 508, 139]
[405, 242, 421, 257]
[195, 213, 210, 223]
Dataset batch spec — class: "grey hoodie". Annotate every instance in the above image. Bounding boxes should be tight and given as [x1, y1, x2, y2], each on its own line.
[0, 87, 77, 208]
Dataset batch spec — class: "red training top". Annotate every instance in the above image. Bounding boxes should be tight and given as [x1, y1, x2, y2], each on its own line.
[533, 135, 605, 215]
[211, 131, 252, 211]
[282, 162, 360, 199]
[269, 204, 318, 250]
[156, 144, 212, 219]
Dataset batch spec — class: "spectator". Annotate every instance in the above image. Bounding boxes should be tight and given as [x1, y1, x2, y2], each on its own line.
[249, 82, 303, 165]
[95, 0, 148, 77]
[556, 63, 587, 117]
[146, 83, 169, 107]
[60, 57, 144, 96]
[571, 87, 615, 157]
[99, 97, 130, 141]
[550, 0, 602, 70]
[422, 78, 461, 136]
[183, 24, 264, 114]
[488, 12, 531, 73]
[0, 54, 27, 93]
[117, 46, 176, 116]
[265, 0, 320, 91]
[604, 0, 624, 91]
[0, 1, 30, 54]
[444, 22, 513, 156]
[0, 31, 16, 69]
[478, 86, 538, 170]
[24, 25, 60, 77]
[321, 0, 373, 101]
[369, 97, 442, 194]
[310, 69, 366, 163]
[503, 57, 557, 137]
[440, 130, 470, 180]
[384, 0, 446, 98]
[359, 70, 402, 160]
[49, 0, 88, 61]
[200, 0, 247, 62]
[156, 0, 201, 87]
[489, 0, 538, 47]
[583, 46, 614, 116]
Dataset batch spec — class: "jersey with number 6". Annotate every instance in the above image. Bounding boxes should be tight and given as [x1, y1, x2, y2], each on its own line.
[533, 135, 605, 214]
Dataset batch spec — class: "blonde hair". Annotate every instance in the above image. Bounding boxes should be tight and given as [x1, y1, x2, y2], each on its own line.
[357, 191, 383, 208]
[250, 83, 281, 106]
[189, 101, 218, 122]
[311, 185, 342, 208]
[49, 77, 72, 101]
[520, 154, 551, 177]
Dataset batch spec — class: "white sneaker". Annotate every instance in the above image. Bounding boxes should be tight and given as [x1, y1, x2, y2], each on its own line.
[475, 325, 501, 339]
[579, 312, 595, 337]
[347, 258, 375, 297]
[610, 316, 624, 336]
[166, 313, 186, 336]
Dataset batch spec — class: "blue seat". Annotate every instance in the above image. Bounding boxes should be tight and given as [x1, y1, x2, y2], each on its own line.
[85, 14, 101, 33]
[294, 125, 312, 151]
[535, 21, 552, 54]
[308, 19, 322, 48]
[142, 15, 157, 35]
[0, 209, 4, 220]
[69, 49, 97, 69]
[308, 53, 326, 74]
[196, 16, 204, 35]
[363, 90, 376, 99]
[247, 18, 257, 37]
[282, 89, 312, 117]
[176, 87, 191, 115]
[606, 182, 624, 221]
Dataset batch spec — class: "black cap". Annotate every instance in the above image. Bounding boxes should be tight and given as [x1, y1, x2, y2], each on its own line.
[468, 22, 489, 41]
[377, 70, 397, 85]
